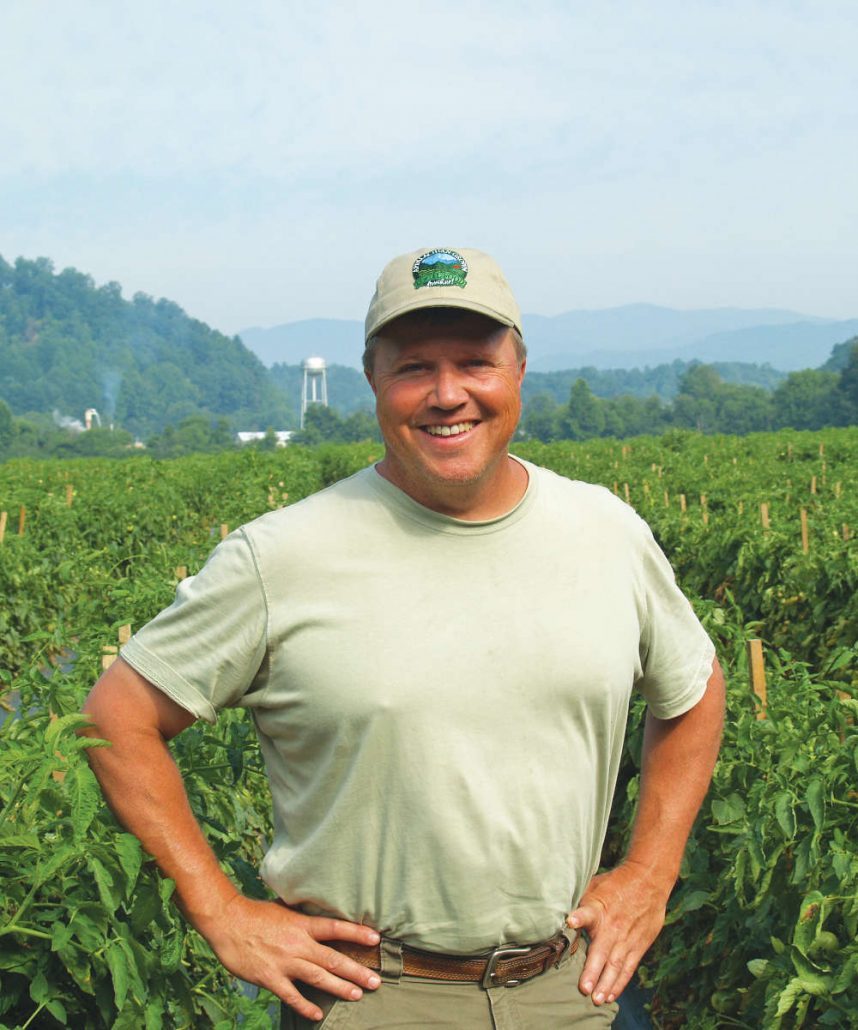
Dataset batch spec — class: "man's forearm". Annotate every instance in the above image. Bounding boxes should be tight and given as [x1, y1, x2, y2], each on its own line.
[624, 658, 726, 894]
[82, 664, 238, 933]
[568, 658, 725, 1005]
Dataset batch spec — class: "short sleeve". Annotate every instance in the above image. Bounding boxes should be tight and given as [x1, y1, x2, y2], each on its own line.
[636, 522, 716, 719]
[120, 529, 268, 724]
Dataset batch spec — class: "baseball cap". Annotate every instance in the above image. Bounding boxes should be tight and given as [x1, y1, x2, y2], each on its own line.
[364, 247, 523, 343]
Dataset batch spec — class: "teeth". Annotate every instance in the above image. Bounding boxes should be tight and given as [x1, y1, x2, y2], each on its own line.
[425, 422, 475, 437]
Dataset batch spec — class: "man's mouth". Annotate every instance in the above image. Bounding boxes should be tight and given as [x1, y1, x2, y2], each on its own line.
[423, 421, 477, 437]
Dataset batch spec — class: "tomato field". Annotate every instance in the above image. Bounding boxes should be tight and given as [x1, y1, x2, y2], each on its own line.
[1, 429, 856, 1028]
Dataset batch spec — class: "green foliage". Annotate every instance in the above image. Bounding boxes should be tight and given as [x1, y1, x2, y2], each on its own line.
[629, 641, 858, 1027]
[291, 404, 381, 445]
[145, 417, 235, 459]
[0, 658, 277, 1027]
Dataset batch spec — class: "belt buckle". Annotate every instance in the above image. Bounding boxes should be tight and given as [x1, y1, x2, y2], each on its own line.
[481, 945, 532, 989]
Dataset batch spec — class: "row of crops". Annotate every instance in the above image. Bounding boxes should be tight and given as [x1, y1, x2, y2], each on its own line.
[1, 428, 856, 1028]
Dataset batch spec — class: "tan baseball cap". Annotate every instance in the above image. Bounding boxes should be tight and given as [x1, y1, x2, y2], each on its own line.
[364, 247, 523, 343]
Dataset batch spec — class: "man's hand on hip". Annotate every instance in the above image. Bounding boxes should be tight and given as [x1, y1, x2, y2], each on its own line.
[566, 861, 668, 1007]
[201, 896, 382, 1021]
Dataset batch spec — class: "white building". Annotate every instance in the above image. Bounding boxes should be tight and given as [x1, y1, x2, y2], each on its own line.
[235, 430, 293, 447]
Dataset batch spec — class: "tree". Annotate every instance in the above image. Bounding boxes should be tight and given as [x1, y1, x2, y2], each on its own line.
[0, 398, 12, 450]
[835, 340, 858, 422]
[562, 379, 605, 440]
[291, 405, 346, 445]
[521, 393, 562, 441]
[771, 370, 840, 430]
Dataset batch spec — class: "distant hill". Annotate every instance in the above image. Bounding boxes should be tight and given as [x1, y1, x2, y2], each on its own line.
[240, 305, 858, 373]
[0, 256, 292, 436]
[536, 319, 858, 373]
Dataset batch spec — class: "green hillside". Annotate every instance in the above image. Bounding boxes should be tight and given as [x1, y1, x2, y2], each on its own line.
[0, 256, 292, 438]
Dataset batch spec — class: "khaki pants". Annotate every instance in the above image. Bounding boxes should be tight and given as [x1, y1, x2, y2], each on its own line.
[281, 934, 618, 1028]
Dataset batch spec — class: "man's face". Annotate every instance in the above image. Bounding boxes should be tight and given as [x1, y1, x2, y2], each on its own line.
[366, 312, 526, 515]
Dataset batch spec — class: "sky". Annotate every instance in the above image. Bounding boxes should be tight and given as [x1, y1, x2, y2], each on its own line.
[1, 1, 856, 334]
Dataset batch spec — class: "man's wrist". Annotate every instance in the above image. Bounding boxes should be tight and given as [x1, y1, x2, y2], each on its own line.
[619, 855, 679, 901]
[174, 876, 243, 936]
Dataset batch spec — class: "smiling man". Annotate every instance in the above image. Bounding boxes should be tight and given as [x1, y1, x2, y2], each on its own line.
[83, 247, 724, 1028]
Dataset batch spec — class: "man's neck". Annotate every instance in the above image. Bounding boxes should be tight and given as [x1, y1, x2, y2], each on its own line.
[374, 454, 529, 521]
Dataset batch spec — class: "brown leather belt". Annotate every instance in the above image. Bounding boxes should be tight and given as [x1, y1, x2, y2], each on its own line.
[332, 931, 574, 989]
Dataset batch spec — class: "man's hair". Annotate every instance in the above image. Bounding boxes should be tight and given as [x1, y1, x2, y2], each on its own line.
[363, 307, 527, 375]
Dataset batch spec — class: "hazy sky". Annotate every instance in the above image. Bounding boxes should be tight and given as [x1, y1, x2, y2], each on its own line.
[2, 1, 856, 333]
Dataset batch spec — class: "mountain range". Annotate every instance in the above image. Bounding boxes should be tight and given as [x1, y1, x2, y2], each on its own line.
[239, 305, 858, 373]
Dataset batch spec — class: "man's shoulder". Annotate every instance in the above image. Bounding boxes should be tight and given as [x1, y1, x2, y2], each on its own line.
[239, 465, 383, 548]
[529, 461, 645, 528]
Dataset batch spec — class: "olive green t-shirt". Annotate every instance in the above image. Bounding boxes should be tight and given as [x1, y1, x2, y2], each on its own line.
[121, 460, 715, 953]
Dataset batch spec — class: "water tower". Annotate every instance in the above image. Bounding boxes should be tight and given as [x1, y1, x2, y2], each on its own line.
[301, 357, 328, 428]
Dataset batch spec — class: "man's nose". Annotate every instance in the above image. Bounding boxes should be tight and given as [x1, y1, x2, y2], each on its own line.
[428, 365, 468, 409]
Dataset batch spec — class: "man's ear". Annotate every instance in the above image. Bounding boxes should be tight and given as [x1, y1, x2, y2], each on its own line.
[365, 368, 377, 395]
[518, 357, 527, 384]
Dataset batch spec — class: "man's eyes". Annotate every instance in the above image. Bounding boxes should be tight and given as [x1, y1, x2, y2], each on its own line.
[393, 358, 493, 374]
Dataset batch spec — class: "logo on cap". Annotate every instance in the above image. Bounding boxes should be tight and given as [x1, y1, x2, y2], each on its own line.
[412, 249, 468, 290]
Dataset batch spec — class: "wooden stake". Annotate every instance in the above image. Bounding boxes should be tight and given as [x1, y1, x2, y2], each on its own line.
[679, 494, 687, 514]
[623, 482, 630, 503]
[613, 481, 619, 496]
[810, 475, 817, 495]
[664, 490, 670, 507]
[800, 509, 809, 553]
[760, 502, 770, 530]
[819, 441, 825, 457]
[700, 494, 709, 525]
[834, 481, 842, 499]
[220, 523, 229, 540]
[0, 510, 6, 544]
[843, 524, 851, 542]
[102, 625, 132, 671]
[18, 506, 26, 536]
[738, 500, 744, 515]
[175, 565, 188, 580]
[747, 639, 767, 719]
[65, 483, 74, 506]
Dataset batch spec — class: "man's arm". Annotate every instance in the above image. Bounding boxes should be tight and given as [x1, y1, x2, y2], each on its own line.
[567, 656, 725, 1006]
[82, 658, 381, 1022]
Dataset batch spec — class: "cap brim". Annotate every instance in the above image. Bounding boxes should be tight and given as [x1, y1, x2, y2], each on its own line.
[367, 296, 517, 342]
